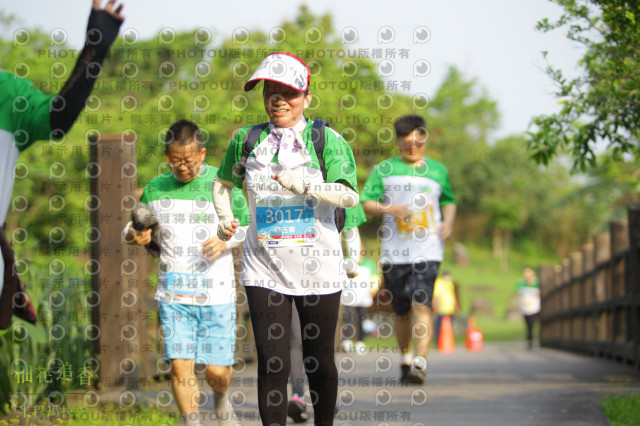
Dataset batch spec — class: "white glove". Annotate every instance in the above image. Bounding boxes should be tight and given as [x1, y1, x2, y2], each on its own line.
[307, 183, 359, 208]
[272, 170, 359, 208]
[226, 225, 248, 249]
[272, 169, 305, 195]
[342, 227, 362, 263]
[213, 177, 237, 241]
[342, 226, 362, 277]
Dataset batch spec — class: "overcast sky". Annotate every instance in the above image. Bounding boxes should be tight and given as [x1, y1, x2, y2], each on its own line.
[1, 0, 584, 139]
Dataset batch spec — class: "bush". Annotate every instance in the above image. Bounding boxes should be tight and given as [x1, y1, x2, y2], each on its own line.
[0, 256, 92, 414]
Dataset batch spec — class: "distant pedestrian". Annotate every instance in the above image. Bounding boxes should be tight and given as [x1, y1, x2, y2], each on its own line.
[514, 267, 541, 349]
[432, 270, 460, 345]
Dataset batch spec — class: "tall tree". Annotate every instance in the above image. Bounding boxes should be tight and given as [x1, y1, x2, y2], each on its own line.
[528, 0, 640, 171]
[426, 67, 499, 240]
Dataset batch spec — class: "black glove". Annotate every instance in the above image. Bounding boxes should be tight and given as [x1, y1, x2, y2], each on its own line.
[50, 8, 123, 136]
[85, 8, 124, 58]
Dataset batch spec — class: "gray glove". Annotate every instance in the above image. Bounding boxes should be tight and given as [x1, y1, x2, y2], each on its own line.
[131, 202, 161, 258]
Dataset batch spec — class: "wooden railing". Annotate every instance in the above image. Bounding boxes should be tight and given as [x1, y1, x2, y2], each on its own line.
[539, 203, 640, 368]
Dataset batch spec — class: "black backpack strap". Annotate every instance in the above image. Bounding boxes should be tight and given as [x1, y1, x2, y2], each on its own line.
[311, 119, 328, 180]
[232, 122, 269, 179]
[310, 119, 346, 233]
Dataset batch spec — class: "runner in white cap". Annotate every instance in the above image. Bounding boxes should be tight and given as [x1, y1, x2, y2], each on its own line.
[213, 52, 359, 425]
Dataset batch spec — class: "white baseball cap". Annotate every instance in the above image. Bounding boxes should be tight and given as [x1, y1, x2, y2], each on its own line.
[244, 52, 310, 92]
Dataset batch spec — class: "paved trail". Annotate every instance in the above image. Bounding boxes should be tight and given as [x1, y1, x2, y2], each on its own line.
[113, 342, 640, 425]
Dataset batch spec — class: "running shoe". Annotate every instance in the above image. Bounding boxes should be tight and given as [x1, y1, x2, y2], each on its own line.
[287, 394, 308, 423]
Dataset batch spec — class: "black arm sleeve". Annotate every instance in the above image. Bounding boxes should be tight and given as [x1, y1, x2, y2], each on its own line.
[49, 9, 123, 136]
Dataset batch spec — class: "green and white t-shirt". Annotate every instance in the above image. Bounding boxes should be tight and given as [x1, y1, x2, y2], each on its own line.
[140, 164, 249, 305]
[361, 156, 455, 264]
[217, 118, 359, 295]
[514, 278, 541, 315]
[0, 70, 53, 225]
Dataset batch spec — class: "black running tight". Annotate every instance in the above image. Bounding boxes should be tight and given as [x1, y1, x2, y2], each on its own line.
[245, 286, 341, 426]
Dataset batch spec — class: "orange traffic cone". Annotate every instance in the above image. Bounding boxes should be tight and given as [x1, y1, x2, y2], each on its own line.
[466, 317, 484, 352]
[437, 316, 455, 353]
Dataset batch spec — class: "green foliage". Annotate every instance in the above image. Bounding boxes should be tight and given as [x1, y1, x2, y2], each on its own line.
[0, 403, 179, 425]
[419, 68, 616, 255]
[3, 6, 411, 260]
[601, 391, 640, 426]
[529, 0, 640, 171]
[428, 67, 499, 214]
[443, 243, 556, 317]
[0, 257, 92, 414]
[1, 4, 629, 265]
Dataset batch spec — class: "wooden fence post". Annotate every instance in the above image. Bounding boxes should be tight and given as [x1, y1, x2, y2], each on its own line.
[88, 133, 153, 390]
[554, 264, 564, 342]
[627, 204, 640, 368]
[538, 204, 638, 367]
[610, 220, 629, 358]
[594, 232, 610, 352]
[582, 243, 595, 348]
[569, 251, 584, 345]
[539, 264, 555, 346]
[561, 258, 571, 342]
[611, 220, 629, 297]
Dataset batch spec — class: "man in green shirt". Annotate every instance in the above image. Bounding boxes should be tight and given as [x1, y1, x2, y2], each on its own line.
[362, 114, 456, 385]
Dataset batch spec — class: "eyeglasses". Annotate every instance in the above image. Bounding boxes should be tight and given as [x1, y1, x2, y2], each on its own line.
[399, 141, 426, 149]
[168, 159, 200, 168]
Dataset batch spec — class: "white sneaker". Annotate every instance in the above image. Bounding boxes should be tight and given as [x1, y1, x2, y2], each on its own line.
[410, 356, 427, 384]
[341, 339, 354, 353]
[412, 355, 427, 371]
[355, 341, 366, 355]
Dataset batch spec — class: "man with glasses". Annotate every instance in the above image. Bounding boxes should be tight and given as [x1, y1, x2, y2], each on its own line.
[361, 114, 456, 385]
[124, 119, 248, 426]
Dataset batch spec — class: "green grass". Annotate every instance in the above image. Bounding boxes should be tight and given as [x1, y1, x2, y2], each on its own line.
[0, 403, 178, 426]
[473, 316, 526, 342]
[361, 233, 556, 319]
[443, 243, 555, 317]
[362, 314, 525, 347]
[601, 391, 640, 426]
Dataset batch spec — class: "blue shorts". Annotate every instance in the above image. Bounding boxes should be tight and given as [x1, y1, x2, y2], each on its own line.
[158, 301, 236, 366]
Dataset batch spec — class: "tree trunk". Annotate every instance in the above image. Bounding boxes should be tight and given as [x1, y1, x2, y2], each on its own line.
[500, 229, 512, 272]
[492, 228, 502, 259]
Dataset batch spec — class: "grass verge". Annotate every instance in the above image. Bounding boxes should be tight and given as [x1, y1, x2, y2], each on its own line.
[0, 403, 178, 426]
[601, 391, 640, 426]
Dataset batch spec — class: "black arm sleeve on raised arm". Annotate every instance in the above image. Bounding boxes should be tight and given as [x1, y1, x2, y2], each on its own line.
[49, 9, 122, 136]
